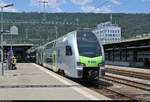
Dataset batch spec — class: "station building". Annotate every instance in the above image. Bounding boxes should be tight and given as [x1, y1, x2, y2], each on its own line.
[103, 37, 150, 68]
[93, 21, 121, 44]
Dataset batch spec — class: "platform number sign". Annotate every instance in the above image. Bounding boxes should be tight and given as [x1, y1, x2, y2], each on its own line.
[10, 25, 18, 35]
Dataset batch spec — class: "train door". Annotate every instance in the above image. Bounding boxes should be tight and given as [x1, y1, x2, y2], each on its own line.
[36, 52, 38, 64]
[40, 49, 43, 65]
[53, 51, 57, 72]
[65, 45, 75, 76]
[39, 49, 42, 65]
[45, 49, 52, 69]
[43, 51, 46, 67]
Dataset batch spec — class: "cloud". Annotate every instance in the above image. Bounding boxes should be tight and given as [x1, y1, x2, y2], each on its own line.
[100, 5, 112, 13]
[81, 5, 112, 13]
[71, 0, 93, 5]
[0, 0, 18, 12]
[3, 7, 18, 12]
[110, 0, 121, 5]
[30, 0, 66, 12]
[71, 0, 112, 13]
[81, 6, 100, 13]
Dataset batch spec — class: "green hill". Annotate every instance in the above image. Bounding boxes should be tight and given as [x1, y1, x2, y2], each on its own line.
[2, 12, 150, 46]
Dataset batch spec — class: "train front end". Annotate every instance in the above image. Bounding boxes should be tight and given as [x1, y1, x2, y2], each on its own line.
[76, 30, 105, 80]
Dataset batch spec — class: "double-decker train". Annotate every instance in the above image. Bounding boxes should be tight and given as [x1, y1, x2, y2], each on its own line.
[29, 30, 105, 80]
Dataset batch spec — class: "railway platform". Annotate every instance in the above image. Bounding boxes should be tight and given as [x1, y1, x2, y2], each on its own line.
[0, 63, 111, 100]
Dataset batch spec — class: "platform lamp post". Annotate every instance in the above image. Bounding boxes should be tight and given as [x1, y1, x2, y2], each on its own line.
[0, 3, 14, 76]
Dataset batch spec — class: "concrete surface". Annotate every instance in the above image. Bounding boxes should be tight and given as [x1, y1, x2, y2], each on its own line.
[0, 63, 111, 100]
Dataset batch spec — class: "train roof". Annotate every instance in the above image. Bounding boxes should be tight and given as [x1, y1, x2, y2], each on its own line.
[42, 30, 93, 47]
[28, 30, 94, 53]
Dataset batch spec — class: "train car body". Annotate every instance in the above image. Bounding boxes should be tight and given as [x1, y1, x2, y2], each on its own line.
[36, 30, 105, 80]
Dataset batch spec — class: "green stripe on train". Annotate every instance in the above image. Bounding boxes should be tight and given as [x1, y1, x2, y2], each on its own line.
[43, 52, 47, 66]
[80, 56, 103, 67]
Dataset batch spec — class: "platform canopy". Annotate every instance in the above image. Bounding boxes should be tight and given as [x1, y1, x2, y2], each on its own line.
[103, 36, 150, 49]
[3, 44, 33, 62]
[3, 44, 33, 52]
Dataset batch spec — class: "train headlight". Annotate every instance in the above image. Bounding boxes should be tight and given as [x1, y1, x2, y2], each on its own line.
[77, 62, 85, 66]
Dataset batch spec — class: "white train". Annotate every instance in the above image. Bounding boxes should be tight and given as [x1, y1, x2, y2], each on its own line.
[34, 30, 105, 80]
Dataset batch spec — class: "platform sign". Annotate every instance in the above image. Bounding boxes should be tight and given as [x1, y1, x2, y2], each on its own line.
[10, 25, 18, 35]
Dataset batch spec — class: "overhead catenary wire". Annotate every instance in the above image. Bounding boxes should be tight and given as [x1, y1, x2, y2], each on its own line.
[90, 0, 110, 13]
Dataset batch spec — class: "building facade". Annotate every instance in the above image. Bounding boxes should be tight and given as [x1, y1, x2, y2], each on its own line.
[93, 21, 121, 44]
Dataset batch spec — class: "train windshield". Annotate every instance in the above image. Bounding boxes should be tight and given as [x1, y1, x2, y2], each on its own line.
[77, 31, 101, 57]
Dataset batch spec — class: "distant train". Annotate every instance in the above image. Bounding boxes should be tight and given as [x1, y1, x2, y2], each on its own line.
[30, 30, 105, 80]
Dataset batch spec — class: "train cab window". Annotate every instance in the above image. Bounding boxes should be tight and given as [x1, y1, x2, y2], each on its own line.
[66, 46, 72, 56]
[77, 31, 101, 57]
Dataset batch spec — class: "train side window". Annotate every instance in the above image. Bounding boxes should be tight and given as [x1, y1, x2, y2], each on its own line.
[46, 43, 53, 49]
[66, 46, 72, 56]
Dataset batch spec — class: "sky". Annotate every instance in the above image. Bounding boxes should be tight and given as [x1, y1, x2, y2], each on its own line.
[0, 0, 150, 13]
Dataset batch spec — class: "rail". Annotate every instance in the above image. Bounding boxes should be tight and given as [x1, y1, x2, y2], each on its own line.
[105, 68, 150, 80]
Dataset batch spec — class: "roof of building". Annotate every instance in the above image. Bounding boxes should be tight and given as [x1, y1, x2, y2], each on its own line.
[103, 36, 150, 49]
[3, 44, 33, 47]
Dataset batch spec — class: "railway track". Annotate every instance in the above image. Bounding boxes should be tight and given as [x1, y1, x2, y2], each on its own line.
[74, 79, 141, 100]
[77, 70, 150, 101]
[103, 75, 150, 92]
[100, 75, 150, 101]
[105, 68, 150, 80]
[88, 83, 138, 100]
